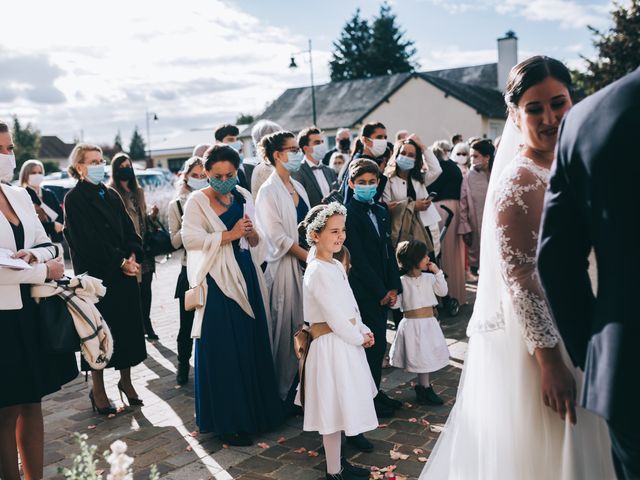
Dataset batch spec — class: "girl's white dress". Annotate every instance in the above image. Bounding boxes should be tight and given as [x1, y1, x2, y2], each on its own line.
[296, 258, 378, 436]
[390, 271, 450, 373]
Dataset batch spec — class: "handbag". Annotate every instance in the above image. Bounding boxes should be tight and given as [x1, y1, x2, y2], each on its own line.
[38, 292, 80, 353]
[184, 284, 204, 311]
[144, 218, 174, 257]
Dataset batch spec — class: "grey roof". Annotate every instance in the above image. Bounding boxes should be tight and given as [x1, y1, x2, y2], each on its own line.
[39, 136, 75, 159]
[241, 63, 505, 136]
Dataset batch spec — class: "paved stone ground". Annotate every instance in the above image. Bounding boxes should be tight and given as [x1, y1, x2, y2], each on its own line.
[42, 256, 475, 479]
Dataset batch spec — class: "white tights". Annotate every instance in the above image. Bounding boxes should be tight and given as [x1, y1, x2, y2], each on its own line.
[323, 431, 342, 475]
[418, 372, 431, 387]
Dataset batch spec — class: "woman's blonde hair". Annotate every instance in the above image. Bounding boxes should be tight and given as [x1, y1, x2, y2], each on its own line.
[179, 156, 205, 190]
[68, 143, 102, 179]
[19, 159, 45, 187]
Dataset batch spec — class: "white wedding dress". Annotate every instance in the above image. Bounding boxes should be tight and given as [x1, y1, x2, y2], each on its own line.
[420, 121, 615, 479]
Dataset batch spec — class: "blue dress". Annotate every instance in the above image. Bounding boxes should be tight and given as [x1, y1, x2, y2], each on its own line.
[195, 197, 284, 435]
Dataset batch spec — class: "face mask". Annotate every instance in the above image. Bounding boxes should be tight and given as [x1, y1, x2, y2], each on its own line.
[187, 177, 208, 190]
[283, 151, 303, 173]
[0, 153, 16, 182]
[209, 175, 237, 195]
[369, 138, 387, 157]
[395, 155, 415, 171]
[238, 153, 244, 164]
[28, 173, 44, 187]
[332, 163, 343, 175]
[85, 165, 105, 185]
[310, 143, 328, 162]
[453, 153, 468, 165]
[115, 167, 135, 181]
[338, 138, 351, 151]
[228, 140, 243, 152]
[353, 184, 377, 203]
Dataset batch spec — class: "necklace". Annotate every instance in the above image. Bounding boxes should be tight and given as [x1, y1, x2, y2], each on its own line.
[213, 193, 233, 209]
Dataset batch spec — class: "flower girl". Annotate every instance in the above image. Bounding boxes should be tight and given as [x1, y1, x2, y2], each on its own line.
[390, 240, 450, 405]
[297, 202, 378, 480]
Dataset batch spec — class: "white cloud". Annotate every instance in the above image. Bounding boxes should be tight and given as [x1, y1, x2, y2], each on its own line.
[0, 0, 332, 144]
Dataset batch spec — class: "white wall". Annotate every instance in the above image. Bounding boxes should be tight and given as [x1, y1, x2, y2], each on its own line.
[361, 77, 502, 145]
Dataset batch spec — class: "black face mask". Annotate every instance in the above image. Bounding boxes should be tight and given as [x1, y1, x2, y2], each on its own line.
[115, 167, 135, 181]
[338, 138, 351, 151]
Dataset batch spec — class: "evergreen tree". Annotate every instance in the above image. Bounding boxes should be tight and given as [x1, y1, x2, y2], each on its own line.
[329, 9, 373, 81]
[573, 0, 640, 94]
[236, 113, 255, 125]
[11, 116, 41, 176]
[128, 127, 147, 160]
[368, 2, 418, 76]
[113, 130, 123, 153]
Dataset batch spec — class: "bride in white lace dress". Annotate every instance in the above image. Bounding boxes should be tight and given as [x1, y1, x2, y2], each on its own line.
[421, 56, 615, 479]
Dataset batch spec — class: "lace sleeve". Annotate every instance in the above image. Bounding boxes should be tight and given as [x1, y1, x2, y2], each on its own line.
[495, 165, 560, 354]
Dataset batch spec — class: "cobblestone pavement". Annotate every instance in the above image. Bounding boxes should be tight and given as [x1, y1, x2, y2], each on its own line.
[43, 256, 475, 479]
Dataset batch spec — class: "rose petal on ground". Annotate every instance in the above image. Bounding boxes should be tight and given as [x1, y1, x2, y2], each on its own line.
[420, 419, 430, 427]
[294, 447, 307, 454]
[395, 391, 402, 394]
[277, 436, 286, 444]
[107, 413, 117, 419]
[257, 442, 269, 449]
[87, 425, 96, 430]
[371, 466, 380, 472]
[308, 450, 319, 457]
[408, 418, 417, 423]
[185, 445, 193, 452]
[418, 457, 428, 463]
[96, 469, 104, 475]
[413, 448, 424, 455]
[223, 444, 230, 449]
[390, 449, 410, 460]
[429, 424, 445, 433]
[378, 423, 388, 429]
[410, 381, 416, 387]
[190, 431, 198, 438]
[404, 402, 413, 408]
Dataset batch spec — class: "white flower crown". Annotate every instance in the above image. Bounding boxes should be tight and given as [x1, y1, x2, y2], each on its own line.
[305, 202, 347, 245]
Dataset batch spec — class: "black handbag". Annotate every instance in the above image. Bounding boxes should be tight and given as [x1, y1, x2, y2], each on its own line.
[39, 292, 80, 353]
[144, 218, 174, 257]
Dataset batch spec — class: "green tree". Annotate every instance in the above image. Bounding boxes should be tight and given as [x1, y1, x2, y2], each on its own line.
[329, 9, 373, 81]
[236, 113, 255, 125]
[574, 0, 640, 95]
[128, 126, 146, 160]
[113, 130, 123, 153]
[11, 116, 41, 176]
[329, 3, 418, 81]
[368, 2, 418, 76]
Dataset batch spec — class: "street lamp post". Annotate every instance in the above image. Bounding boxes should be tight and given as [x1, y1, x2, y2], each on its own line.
[146, 110, 158, 167]
[289, 39, 317, 126]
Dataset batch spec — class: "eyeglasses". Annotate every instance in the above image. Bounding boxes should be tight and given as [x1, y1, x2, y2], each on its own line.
[81, 160, 106, 166]
[279, 147, 301, 154]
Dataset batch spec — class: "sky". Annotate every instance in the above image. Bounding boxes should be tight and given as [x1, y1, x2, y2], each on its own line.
[0, 0, 616, 147]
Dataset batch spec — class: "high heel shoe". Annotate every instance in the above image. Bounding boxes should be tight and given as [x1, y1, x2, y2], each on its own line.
[89, 390, 117, 415]
[117, 381, 144, 406]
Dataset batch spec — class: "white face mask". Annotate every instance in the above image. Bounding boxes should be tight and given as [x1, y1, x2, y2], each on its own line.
[369, 138, 387, 157]
[0, 153, 16, 183]
[28, 173, 44, 187]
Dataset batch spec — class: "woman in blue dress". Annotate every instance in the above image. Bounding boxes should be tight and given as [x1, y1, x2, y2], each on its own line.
[181, 145, 284, 446]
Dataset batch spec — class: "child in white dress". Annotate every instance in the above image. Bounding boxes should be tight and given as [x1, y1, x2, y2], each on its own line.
[296, 202, 378, 480]
[390, 240, 450, 405]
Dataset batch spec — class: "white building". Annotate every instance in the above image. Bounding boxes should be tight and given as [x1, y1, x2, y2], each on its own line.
[239, 32, 518, 146]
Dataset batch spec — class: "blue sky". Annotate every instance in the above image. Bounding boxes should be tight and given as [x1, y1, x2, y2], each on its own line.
[0, 0, 614, 146]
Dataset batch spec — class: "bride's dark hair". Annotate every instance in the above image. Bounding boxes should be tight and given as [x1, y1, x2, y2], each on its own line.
[504, 55, 572, 108]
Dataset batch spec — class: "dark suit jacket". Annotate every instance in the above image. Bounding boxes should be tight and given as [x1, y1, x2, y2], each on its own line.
[345, 199, 402, 322]
[292, 160, 337, 207]
[241, 163, 254, 190]
[26, 186, 65, 242]
[537, 68, 640, 427]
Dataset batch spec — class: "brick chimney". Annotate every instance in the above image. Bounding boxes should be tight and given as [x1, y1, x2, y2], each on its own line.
[497, 31, 518, 91]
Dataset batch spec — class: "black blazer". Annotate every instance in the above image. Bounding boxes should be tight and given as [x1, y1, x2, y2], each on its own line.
[64, 180, 143, 283]
[345, 199, 401, 318]
[537, 68, 640, 428]
[292, 160, 337, 207]
[26, 186, 64, 242]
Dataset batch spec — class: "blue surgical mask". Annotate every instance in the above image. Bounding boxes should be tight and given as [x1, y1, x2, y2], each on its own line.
[396, 155, 415, 171]
[311, 143, 328, 162]
[228, 140, 243, 152]
[208, 175, 238, 195]
[85, 165, 105, 185]
[187, 177, 208, 190]
[353, 184, 377, 203]
[283, 151, 303, 173]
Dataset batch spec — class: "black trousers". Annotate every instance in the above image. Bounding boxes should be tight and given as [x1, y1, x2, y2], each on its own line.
[140, 271, 155, 335]
[609, 421, 640, 480]
[177, 293, 195, 365]
[362, 305, 388, 390]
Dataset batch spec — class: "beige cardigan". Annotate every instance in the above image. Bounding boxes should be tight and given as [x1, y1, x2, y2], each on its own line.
[181, 187, 269, 338]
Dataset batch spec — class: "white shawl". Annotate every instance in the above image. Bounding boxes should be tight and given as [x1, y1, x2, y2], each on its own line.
[181, 187, 269, 339]
[255, 171, 310, 399]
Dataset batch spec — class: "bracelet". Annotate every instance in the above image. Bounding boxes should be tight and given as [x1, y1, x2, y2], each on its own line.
[120, 258, 127, 269]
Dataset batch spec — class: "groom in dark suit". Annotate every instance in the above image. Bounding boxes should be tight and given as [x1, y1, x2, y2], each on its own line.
[292, 127, 337, 207]
[537, 68, 640, 479]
